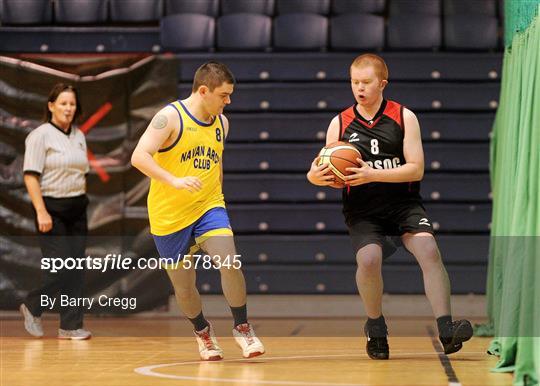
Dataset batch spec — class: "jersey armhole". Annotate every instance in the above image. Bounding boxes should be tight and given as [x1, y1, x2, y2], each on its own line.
[338, 113, 343, 141]
[158, 103, 184, 153]
[218, 114, 226, 146]
[400, 105, 405, 132]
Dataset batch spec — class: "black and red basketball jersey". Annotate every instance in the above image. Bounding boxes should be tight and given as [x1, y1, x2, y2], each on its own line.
[338, 100, 421, 217]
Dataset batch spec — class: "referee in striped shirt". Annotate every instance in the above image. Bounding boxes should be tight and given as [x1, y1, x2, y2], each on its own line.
[19, 83, 92, 340]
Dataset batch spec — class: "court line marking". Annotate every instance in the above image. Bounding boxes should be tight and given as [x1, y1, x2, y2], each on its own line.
[135, 351, 485, 385]
[427, 326, 463, 386]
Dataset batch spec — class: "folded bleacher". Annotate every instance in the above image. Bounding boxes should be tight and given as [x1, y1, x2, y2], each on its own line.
[0, 0, 502, 295]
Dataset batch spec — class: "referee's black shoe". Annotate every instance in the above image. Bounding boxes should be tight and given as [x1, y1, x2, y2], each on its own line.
[364, 323, 389, 360]
[440, 319, 473, 355]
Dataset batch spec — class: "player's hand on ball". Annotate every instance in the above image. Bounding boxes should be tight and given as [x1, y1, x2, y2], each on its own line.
[171, 176, 203, 192]
[307, 157, 335, 186]
[344, 158, 373, 186]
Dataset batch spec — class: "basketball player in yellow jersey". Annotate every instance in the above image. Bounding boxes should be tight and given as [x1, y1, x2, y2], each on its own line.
[131, 62, 264, 361]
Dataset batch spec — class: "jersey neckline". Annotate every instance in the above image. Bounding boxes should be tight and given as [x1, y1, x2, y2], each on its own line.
[354, 99, 387, 125]
[178, 100, 216, 127]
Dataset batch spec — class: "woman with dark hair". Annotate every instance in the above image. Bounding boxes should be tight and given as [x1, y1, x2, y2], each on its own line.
[19, 83, 91, 340]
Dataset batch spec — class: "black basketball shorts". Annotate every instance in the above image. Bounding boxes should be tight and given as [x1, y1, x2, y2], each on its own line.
[346, 199, 434, 254]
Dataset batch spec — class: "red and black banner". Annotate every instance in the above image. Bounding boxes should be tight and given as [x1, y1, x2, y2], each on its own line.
[0, 54, 178, 313]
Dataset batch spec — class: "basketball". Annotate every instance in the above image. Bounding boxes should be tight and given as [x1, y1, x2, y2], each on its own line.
[317, 141, 362, 188]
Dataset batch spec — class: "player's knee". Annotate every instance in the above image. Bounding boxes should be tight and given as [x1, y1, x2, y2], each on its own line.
[174, 285, 198, 300]
[356, 253, 382, 274]
[417, 240, 441, 266]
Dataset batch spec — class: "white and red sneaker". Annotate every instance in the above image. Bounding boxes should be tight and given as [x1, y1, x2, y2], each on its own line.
[194, 323, 224, 361]
[58, 328, 92, 340]
[233, 323, 265, 358]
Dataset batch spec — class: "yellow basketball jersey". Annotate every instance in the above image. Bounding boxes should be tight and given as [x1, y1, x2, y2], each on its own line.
[148, 101, 225, 236]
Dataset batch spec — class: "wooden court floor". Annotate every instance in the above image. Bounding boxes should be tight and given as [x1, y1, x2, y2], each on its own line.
[1, 317, 512, 386]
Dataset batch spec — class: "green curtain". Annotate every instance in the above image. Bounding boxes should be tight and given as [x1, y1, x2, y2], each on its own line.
[486, 2, 540, 385]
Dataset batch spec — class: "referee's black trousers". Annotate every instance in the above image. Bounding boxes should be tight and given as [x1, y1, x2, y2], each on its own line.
[24, 195, 88, 330]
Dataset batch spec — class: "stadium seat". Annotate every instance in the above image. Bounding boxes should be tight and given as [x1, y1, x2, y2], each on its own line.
[110, 0, 163, 22]
[165, 0, 218, 16]
[221, 0, 275, 15]
[330, 14, 384, 51]
[388, 0, 440, 16]
[54, 0, 108, 24]
[1, 0, 52, 24]
[160, 13, 215, 51]
[444, 0, 496, 16]
[273, 14, 328, 51]
[276, 0, 330, 15]
[331, 0, 385, 14]
[445, 15, 499, 50]
[387, 14, 441, 50]
[217, 13, 271, 51]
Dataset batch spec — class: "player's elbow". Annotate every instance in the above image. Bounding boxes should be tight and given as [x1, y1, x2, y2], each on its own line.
[413, 165, 424, 181]
[130, 149, 144, 171]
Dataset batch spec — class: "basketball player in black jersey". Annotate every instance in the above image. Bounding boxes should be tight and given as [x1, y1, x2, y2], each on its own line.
[307, 54, 473, 360]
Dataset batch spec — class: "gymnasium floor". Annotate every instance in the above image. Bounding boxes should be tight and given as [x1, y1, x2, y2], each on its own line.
[1, 317, 512, 386]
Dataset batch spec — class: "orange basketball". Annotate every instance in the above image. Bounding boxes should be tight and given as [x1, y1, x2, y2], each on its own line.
[317, 141, 362, 188]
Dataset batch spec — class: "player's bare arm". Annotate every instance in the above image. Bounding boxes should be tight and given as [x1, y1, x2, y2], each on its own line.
[307, 115, 339, 186]
[131, 106, 202, 192]
[344, 108, 424, 186]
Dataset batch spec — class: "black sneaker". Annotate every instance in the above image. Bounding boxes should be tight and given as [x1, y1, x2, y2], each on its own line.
[364, 323, 389, 360]
[439, 319, 473, 355]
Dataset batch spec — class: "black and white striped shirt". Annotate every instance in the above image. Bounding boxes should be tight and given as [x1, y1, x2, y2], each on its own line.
[23, 122, 89, 198]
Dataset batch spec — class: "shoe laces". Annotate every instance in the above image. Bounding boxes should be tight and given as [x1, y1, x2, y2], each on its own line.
[197, 329, 216, 350]
[236, 323, 255, 344]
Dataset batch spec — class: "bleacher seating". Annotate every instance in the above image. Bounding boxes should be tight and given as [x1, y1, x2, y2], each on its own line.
[445, 15, 499, 50]
[221, 0, 275, 15]
[0, 0, 506, 53]
[165, 0, 219, 16]
[219, 143, 489, 172]
[387, 14, 441, 50]
[54, 0, 108, 24]
[0, 0, 501, 295]
[276, 0, 330, 15]
[330, 14, 385, 51]
[443, 0, 497, 16]
[273, 13, 328, 51]
[110, 0, 163, 23]
[1, 0, 52, 25]
[160, 14, 215, 51]
[331, 0, 385, 15]
[223, 174, 491, 203]
[217, 13, 272, 51]
[389, 0, 441, 16]
[178, 82, 500, 111]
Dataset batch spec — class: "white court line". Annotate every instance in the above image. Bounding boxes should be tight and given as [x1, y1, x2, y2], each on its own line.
[135, 351, 484, 385]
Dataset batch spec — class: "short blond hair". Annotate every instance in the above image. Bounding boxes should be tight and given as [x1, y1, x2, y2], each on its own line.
[350, 54, 388, 81]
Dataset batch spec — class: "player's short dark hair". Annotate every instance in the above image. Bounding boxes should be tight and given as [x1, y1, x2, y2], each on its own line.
[192, 61, 235, 93]
[44, 83, 82, 123]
